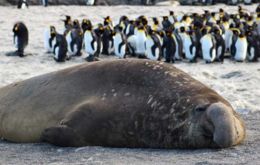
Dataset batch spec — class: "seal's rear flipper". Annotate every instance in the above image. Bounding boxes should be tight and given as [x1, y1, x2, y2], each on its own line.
[40, 126, 85, 147]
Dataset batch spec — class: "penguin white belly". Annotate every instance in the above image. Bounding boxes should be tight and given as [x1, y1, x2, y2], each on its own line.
[217, 46, 223, 58]
[234, 38, 248, 61]
[108, 40, 114, 54]
[84, 31, 96, 55]
[114, 34, 125, 58]
[183, 35, 194, 60]
[66, 31, 77, 56]
[200, 35, 216, 62]
[14, 36, 18, 48]
[179, 33, 186, 52]
[127, 35, 137, 53]
[44, 29, 52, 52]
[247, 47, 255, 61]
[54, 46, 60, 60]
[172, 34, 180, 60]
[21, 3, 26, 9]
[135, 32, 146, 55]
[145, 37, 159, 61]
[86, 0, 95, 5]
[225, 30, 233, 51]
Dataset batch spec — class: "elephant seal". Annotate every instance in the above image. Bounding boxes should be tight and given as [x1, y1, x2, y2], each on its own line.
[0, 59, 245, 148]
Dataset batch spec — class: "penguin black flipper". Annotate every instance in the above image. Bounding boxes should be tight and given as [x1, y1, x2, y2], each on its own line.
[13, 22, 29, 57]
[230, 36, 237, 57]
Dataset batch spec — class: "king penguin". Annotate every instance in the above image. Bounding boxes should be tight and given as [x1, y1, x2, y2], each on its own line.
[17, 0, 29, 9]
[162, 30, 176, 63]
[213, 28, 226, 62]
[101, 25, 114, 55]
[246, 30, 258, 62]
[66, 19, 83, 58]
[53, 34, 68, 62]
[231, 29, 248, 62]
[183, 30, 197, 62]
[134, 25, 147, 58]
[145, 28, 162, 61]
[12, 22, 29, 57]
[84, 24, 104, 62]
[44, 26, 56, 53]
[113, 26, 127, 59]
[200, 27, 216, 63]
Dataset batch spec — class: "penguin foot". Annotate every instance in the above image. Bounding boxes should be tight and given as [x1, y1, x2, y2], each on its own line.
[86, 55, 99, 62]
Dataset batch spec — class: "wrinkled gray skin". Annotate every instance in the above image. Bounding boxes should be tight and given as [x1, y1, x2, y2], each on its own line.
[0, 59, 245, 148]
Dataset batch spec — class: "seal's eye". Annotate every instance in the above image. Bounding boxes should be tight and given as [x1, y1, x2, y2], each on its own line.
[194, 104, 210, 112]
[195, 107, 206, 112]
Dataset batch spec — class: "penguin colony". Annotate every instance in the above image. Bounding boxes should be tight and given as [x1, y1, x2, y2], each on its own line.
[22, 5, 260, 63]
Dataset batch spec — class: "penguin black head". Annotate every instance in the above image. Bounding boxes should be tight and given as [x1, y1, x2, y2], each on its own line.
[157, 30, 165, 38]
[50, 26, 56, 38]
[120, 15, 129, 22]
[104, 16, 112, 26]
[96, 24, 104, 34]
[140, 16, 148, 26]
[238, 5, 243, 13]
[232, 29, 240, 36]
[201, 26, 210, 35]
[213, 28, 221, 35]
[211, 12, 216, 17]
[219, 8, 224, 13]
[257, 4, 260, 13]
[239, 31, 245, 38]
[63, 16, 72, 28]
[13, 23, 20, 34]
[169, 11, 174, 16]
[137, 25, 145, 31]
[182, 15, 188, 21]
[152, 17, 159, 25]
[73, 19, 80, 29]
[180, 26, 186, 33]
[65, 15, 71, 20]
[82, 19, 92, 26]
[163, 16, 168, 21]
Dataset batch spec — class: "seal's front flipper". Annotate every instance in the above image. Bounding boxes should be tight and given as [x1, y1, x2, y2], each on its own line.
[40, 125, 85, 147]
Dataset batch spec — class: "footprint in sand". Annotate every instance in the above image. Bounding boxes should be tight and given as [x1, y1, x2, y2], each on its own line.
[221, 71, 243, 79]
[202, 72, 217, 79]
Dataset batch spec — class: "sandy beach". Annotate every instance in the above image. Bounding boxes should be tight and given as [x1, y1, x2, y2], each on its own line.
[0, 4, 259, 164]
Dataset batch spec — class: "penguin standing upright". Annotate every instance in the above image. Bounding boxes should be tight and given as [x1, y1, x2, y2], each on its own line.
[13, 22, 29, 57]
[113, 26, 127, 59]
[44, 26, 56, 53]
[200, 27, 216, 63]
[84, 24, 104, 62]
[134, 25, 147, 58]
[231, 30, 248, 62]
[213, 28, 226, 62]
[172, 30, 183, 61]
[62, 15, 72, 35]
[42, 0, 48, 7]
[168, 11, 177, 24]
[66, 19, 83, 58]
[162, 30, 176, 63]
[183, 30, 197, 62]
[145, 28, 162, 61]
[246, 30, 258, 62]
[53, 34, 68, 62]
[101, 26, 114, 55]
[162, 16, 172, 31]
[17, 0, 29, 9]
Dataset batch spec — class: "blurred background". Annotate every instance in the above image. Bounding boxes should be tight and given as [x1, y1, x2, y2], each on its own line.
[0, 0, 258, 6]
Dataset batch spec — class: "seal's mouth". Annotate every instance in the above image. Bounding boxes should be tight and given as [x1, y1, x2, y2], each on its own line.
[206, 102, 245, 148]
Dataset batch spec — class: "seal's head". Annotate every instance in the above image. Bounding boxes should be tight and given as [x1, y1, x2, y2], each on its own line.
[188, 102, 245, 148]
